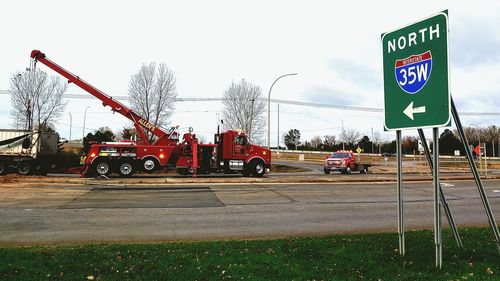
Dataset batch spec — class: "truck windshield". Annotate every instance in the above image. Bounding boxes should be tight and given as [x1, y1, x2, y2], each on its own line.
[234, 136, 246, 145]
[331, 152, 350, 158]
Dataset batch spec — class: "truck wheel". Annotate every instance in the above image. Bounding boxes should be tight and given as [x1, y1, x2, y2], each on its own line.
[118, 161, 135, 177]
[142, 158, 159, 173]
[17, 161, 32, 175]
[0, 162, 7, 175]
[360, 167, 368, 174]
[251, 160, 265, 177]
[346, 167, 352, 174]
[94, 160, 111, 176]
[324, 168, 331, 175]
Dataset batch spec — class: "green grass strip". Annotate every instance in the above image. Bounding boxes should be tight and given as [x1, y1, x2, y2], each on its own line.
[0, 227, 499, 280]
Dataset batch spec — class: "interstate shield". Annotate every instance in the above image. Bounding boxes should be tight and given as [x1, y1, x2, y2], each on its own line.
[395, 51, 432, 94]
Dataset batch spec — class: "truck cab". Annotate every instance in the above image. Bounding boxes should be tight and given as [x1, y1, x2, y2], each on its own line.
[215, 130, 271, 176]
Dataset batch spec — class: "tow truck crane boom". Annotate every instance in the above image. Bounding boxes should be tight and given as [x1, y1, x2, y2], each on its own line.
[30, 50, 176, 146]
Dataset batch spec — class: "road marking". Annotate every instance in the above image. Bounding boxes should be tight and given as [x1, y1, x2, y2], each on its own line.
[494, 190, 500, 193]
[441, 183, 454, 187]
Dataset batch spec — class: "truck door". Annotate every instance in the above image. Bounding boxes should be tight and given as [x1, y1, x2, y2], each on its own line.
[349, 154, 356, 169]
[233, 135, 247, 159]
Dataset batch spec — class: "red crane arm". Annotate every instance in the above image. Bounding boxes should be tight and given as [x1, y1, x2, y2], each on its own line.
[30, 50, 175, 146]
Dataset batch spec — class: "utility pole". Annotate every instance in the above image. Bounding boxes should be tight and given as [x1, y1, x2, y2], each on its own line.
[68, 112, 72, 141]
[371, 127, 374, 153]
[83, 106, 90, 140]
[340, 118, 345, 150]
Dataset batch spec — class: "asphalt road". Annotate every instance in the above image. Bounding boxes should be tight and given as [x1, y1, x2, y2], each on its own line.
[0, 179, 499, 245]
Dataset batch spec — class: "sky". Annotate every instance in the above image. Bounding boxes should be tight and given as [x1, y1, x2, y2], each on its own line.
[0, 1, 499, 146]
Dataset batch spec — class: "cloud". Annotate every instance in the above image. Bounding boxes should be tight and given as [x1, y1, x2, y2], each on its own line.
[302, 86, 357, 106]
[328, 58, 382, 90]
[450, 17, 500, 68]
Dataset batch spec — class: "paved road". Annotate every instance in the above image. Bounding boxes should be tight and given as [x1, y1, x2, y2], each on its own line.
[0, 180, 499, 245]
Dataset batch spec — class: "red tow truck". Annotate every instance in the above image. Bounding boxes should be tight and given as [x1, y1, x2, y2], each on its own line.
[30, 50, 271, 177]
[323, 150, 370, 174]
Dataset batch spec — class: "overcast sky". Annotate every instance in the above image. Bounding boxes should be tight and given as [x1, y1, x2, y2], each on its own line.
[1, 1, 499, 146]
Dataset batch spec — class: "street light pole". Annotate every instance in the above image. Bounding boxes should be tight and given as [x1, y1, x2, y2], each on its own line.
[68, 112, 72, 141]
[277, 104, 280, 157]
[340, 117, 345, 150]
[83, 106, 90, 140]
[268, 73, 298, 148]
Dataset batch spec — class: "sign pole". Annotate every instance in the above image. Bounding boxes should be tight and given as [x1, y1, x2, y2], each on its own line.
[433, 127, 442, 268]
[396, 130, 405, 256]
[418, 129, 463, 248]
[451, 98, 500, 253]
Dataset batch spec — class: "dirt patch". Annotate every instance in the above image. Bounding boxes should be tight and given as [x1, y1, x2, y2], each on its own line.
[0, 177, 18, 183]
[271, 164, 309, 173]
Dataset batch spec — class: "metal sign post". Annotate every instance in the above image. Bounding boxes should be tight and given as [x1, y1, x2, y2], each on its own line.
[396, 130, 405, 256]
[418, 129, 463, 249]
[451, 98, 500, 253]
[433, 128, 442, 268]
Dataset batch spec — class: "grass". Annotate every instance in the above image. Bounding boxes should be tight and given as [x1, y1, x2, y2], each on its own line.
[0, 228, 499, 280]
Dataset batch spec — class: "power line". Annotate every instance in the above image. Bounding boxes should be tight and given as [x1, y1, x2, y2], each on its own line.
[1, 89, 499, 116]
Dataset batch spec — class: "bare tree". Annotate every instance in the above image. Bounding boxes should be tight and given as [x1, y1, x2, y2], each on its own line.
[484, 125, 500, 157]
[323, 135, 336, 149]
[457, 127, 477, 144]
[222, 79, 266, 143]
[128, 62, 177, 141]
[340, 128, 361, 146]
[310, 136, 323, 149]
[9, 70, 67, 131]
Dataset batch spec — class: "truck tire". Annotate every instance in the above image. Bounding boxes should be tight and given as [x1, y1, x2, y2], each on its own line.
[118, 161, 135, 177]
[142, 158, 159, 173]
[250, 160, 265, 177]
[360, 166, 368, 174]
[324, 168, 331, 175]
[93, 160, 111, 176]
[17, 161, 32, 175]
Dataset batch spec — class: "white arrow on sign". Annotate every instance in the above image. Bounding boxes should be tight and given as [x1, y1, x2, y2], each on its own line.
[403, 101, 426, 120]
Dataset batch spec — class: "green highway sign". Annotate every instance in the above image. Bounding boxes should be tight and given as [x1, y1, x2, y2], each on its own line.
[382, 11, 450, 130]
